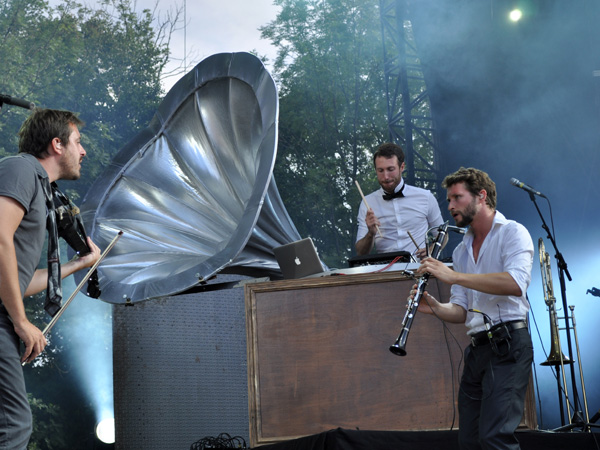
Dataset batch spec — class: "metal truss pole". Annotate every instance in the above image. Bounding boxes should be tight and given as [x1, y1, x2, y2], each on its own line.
[379, 0, 442, 195]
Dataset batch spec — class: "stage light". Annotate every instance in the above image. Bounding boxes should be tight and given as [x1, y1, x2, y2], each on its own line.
[58, 290, 115, 446]
[509, 9, 523, 22]
[95, 418, 115, 444]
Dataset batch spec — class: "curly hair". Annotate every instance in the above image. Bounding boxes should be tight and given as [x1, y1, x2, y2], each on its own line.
[373, 142, 405, 166]
[18, 108, 84, 158]
[442, 167, 497, 210]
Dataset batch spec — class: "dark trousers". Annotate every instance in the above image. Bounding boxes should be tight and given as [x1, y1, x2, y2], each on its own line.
[0, 305, 32, 450]
[458, 327, 533, 450]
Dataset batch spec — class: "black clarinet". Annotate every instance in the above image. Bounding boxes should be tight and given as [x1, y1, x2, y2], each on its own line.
[389, 222, 450, 356]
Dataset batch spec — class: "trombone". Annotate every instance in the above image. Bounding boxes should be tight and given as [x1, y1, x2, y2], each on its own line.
[539, 238, 590, 427]
[539, 238, 572, 421]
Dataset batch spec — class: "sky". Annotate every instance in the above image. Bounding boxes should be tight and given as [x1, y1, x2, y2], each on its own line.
[46, 0, 281, 90]
[130, 0, 280, 91]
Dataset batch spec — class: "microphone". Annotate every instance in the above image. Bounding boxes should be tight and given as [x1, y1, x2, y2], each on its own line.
[0, 94, 35, 110]
[447, 225, 467, 234]
[587, 287, 600, 297]
[438, 223, 466, 234]
[510, 178, 546, 198]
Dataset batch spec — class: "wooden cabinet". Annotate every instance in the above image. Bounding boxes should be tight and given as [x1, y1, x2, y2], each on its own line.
[245, 272, 536, 447]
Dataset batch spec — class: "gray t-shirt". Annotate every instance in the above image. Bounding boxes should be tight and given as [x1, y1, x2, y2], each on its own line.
[0, 154, 48, 297]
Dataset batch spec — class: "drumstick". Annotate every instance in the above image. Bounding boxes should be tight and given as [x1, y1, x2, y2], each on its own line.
[407, 230, 420, 252]
[355, 180, 383, 237]
[406, 230, 422, 261]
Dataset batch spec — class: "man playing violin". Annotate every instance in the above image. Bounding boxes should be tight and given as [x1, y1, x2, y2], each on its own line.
[0, 108, 101, 450]
[411, 167, 534, 450]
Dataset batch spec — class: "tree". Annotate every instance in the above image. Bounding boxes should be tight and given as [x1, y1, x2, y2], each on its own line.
[0, 0, 177, 447]
[261, 0, 390, 268]
[0, 0, 179, 199]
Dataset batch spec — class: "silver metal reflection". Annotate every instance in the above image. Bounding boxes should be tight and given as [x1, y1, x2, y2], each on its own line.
[77, 52, 301, 304]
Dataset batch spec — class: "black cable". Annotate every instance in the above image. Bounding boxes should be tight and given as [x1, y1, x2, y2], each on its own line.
[190, 433, 247, 450]
[441, 319, 464, 431]
[528, 303, 545, 428]
[421, 286, 464, 430]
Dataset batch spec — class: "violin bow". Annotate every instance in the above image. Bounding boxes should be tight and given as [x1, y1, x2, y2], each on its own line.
[42, 230, 123, 337]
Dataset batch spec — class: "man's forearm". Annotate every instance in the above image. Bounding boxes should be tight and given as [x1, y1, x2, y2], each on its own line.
[355, 233, 374, 255]
[24, 257, 94, 297]
[418, 289, 467, 324]
[0, 197, 30, 324]
[0, 244, 28, 325]
[423, 297, 467, 324]
[420, 260, 523, 298]
[452, 271, 522, 297]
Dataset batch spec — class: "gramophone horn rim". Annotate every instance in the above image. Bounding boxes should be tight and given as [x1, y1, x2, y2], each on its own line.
[77, 52, 280, 304]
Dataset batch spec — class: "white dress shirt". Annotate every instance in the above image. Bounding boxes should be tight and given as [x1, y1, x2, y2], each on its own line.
[356, 179, 443, 254]
[450, 211, 534, 335]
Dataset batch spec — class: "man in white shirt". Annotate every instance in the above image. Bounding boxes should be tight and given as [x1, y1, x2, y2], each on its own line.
[412, 167, 534, 450]
[355, 142, 443, 256]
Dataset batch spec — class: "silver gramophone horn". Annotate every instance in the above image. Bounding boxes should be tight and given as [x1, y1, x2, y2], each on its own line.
[76, 52, 302, 304]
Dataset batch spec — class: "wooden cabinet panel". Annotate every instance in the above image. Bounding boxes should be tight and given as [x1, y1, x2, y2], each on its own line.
[245, 272, 536, 447]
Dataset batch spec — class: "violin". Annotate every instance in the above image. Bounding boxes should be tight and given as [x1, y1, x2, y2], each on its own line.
[51, 182, 101, 298]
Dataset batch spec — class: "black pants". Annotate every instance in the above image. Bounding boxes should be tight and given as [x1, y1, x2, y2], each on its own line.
[458, 327, 533, 450]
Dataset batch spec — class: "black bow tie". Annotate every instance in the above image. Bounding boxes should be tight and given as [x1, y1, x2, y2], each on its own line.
[382, 184, 405, 201]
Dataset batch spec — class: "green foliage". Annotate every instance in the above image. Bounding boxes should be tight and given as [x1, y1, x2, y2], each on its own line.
[262, 0, 389, 267]
[0, 0, 169, 199]
[26, 359, 98, 449]
[28, 394, 68, 450]
[0, 0, 173, 447]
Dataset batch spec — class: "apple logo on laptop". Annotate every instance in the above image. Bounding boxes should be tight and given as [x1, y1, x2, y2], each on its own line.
[295, 257, 302, 266]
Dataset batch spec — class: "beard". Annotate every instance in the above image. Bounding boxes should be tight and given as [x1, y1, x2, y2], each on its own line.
[454, 197, 478, 227]
[379, 177, 401, 194]
[59, 154, 81, 180]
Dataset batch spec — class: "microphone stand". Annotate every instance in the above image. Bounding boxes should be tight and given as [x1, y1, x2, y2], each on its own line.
[527, 193, 588, 431]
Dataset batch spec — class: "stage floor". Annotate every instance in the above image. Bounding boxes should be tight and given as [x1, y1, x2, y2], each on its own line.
[257, 428, 600, 450]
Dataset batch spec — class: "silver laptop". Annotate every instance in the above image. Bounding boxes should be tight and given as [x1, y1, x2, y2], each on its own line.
[273, 238, 325, 279]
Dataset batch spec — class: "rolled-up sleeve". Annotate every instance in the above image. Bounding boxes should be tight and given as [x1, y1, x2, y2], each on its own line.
[356, 201, 368, 243]
[448, 212, 534, 333]
[502, 222, 534, 296]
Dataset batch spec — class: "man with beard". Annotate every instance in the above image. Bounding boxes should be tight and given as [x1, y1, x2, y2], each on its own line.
[355, 142, 443, 256]
[411, 167, 534, 450]
[0, 109, 100, 449]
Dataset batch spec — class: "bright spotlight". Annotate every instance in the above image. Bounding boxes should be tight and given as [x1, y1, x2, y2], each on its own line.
[509, 9, 523, 22]
[95, 418, 115, 444]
